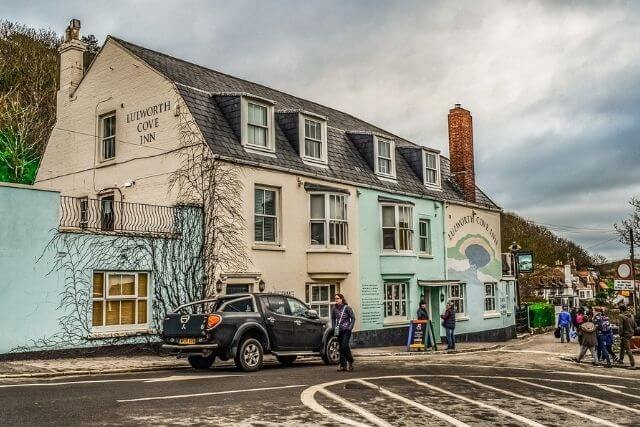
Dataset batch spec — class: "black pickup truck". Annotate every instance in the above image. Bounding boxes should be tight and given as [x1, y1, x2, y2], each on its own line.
[162, 293, 340, 372]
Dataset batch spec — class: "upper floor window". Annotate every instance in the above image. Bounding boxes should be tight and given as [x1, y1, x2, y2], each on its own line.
[423, 150, 440, 188]
[374, 136, 396, 178]
[418, 218, 432, 255]
[310, 193, 348, 247]
[101, 113, 116, 160]
[301, 117, 328, 164]
[254, 186, 279, 244]
[381, 204, 413, 252]
[242, 98, 275, 153]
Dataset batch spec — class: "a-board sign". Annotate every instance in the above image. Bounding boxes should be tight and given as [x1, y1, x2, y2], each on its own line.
[406, 320, 436, 351]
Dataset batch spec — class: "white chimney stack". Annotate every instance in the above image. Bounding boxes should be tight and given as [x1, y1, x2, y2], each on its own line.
[59, 19, 86, 97]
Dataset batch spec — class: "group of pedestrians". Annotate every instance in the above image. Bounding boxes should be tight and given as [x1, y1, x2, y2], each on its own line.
[557, 304, 637, 369]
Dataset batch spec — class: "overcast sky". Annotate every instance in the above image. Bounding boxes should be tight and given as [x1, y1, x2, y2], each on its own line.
[5, 0, 639, 260]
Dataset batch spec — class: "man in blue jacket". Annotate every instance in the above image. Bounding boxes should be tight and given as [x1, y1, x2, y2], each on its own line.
[558, 305, 571, 343]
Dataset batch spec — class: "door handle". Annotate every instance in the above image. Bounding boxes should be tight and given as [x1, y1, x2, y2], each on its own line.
[267, 317, 275, 324]
[294, 320, 302, 326]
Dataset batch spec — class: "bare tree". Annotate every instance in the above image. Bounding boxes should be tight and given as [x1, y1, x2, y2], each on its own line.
[170, 101, 249, 298]
[615, 197, 640, 246]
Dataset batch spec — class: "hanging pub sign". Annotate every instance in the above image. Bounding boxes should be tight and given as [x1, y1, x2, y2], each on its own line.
[406, 320, 436, 352]
[516, 251, 534, 273]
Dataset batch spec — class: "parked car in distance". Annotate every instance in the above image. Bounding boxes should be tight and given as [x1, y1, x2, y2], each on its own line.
[161, 293, 340, 372]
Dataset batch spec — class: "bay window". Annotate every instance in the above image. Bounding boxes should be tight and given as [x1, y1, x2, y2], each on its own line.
[310, 193, 348, 247]
[381, 204, 413, 252]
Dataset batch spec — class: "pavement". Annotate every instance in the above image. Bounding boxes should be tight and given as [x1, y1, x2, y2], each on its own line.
[0, 342, 499, 379]
[1, 334, 639, 426]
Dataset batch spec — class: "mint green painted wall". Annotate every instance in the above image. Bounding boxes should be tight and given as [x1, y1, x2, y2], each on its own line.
[0, 185, 65, 353]
[357, 188, 446, 333]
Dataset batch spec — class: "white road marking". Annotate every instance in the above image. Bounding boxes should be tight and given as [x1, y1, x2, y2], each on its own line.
[300, 381, 377, 427]
[117, 384, 306, 403]
[547, 370, 640, 381]
[466, 375, 631, 389]
[597, 385, 640, 400]
[511, 378, 640, 415]
[0, 374, 240, 388]
[457, 377, 620, 427]
[403, 377, 545, 427]
[318, 387, 391, 427]
[356, 379, 469, 427]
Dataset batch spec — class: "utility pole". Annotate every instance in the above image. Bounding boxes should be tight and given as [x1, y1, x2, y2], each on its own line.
[630, 227, 637, 308]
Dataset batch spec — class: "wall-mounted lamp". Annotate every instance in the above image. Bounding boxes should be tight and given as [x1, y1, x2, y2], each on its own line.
[440, 292, 445, 303]
[258, 279, 266, 292]
[215, 279, 223, 294]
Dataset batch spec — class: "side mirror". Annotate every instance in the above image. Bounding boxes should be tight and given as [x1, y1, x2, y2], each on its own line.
[305, 309, 319, 319]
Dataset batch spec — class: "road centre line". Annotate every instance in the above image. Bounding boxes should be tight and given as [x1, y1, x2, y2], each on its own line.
[117, 384, 306, 403]
[403, 377, 544, 427]
[456, 377, 620, 427]
[0, 374, 241, 388]
[511, 378, 640, 415]
[356, 379, 469, 427]
[318, 388, 391, 427]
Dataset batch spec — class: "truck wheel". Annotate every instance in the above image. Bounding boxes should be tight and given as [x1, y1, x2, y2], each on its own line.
[188, 354, 215, 370]
[322, 337, 340, 365]
[235, 338, 264, 372]
[276, 355, 297, 366]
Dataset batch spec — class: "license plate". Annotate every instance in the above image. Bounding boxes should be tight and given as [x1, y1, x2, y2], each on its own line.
[179, 338, 196, 345]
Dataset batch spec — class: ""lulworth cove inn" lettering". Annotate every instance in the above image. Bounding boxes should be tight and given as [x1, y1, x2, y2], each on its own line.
[126, 100, 171, 144]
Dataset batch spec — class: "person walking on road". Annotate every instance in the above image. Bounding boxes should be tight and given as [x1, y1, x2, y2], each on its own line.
[594, 308, 612, 367]
[575, 308, 585, 344]
[557, 305, 571, 344]
[576, 316, 598, 365]
[332, 293, 355, 372]
[570, 307, 577, 332]
[617, 304, 637, 369]
[441, 302, 456, 350]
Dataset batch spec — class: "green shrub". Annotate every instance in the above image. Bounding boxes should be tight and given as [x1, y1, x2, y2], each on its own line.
[528, 302, 555, 328]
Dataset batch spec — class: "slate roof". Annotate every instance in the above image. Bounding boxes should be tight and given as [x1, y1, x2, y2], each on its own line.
[110, 36, 499, 210]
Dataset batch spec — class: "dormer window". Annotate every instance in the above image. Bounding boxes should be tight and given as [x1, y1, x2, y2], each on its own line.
[299, 115, 328, 165]
[241, 97, 275, 154]
[374, 136, 396, 178]
[423, 150, 441, 188]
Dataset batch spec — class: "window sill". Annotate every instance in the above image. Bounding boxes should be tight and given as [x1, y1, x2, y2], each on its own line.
[302, 158, 328, 168]
[418, 253, 434, 259]
[455, 315, 470, 322]
[376, 174, 397, 183]
[307, 248, 352, 254]
[252, 243, 285, 252]
[483, 312, 501, 319]
[244, 145, 276, 157]
[88, 328, 156, 340]
[424, 184, 442, 192]
[383, 319, 409, 326]
[380, 252, 415, 257]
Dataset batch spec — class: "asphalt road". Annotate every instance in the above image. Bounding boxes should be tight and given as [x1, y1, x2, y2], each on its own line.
[1, 343, 640, 426]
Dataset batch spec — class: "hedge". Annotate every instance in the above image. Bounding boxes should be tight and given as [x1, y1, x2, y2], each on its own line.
[528, 302, 555, 328]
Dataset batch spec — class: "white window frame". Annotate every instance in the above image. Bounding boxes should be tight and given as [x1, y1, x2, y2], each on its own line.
[100, 112, 116, 161]
[418, 218, 432, 255]
[484, 282, 498, 313]
[422, 149, 441, 189]
[299, 114, 328, 165]
[309, 192, 348, 248]
[254, 186, 280, 245]
[380, 204, 414, 253]
[240, 97, 275, 154]
[373, 135, 396, 179]
[305, 283, 337, 319]
[92, 271, 149, 333]
[383, 282, 408, 321]
[448, 283, 466, 317]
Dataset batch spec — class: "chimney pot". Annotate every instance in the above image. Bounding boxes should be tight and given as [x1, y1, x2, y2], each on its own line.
[448, 105, 476, 203]
[65, 19, 81, 42]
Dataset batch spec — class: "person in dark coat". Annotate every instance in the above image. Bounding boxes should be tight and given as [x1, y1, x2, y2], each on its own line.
[331, 293, 356, 372]
[416, 301, 432, 348]
[618, 305, 637, 368]
[440, 302, 456, 350]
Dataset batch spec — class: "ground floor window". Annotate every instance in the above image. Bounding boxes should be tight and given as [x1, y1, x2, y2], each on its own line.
[448, 283, 466, 315]
[305, 283, 337, 319]
[484, 282, 497, 312]
[384, 282, 407, 319]
[92, 271, 149, 328]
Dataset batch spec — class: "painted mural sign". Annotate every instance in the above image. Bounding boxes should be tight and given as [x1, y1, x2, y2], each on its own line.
[446, 207, 502, 284]
[126, 100, 172, 144]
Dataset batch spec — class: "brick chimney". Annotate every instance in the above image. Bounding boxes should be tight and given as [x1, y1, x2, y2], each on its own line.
[59, 19, 86, 97]
[448, 104, 476, 203]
